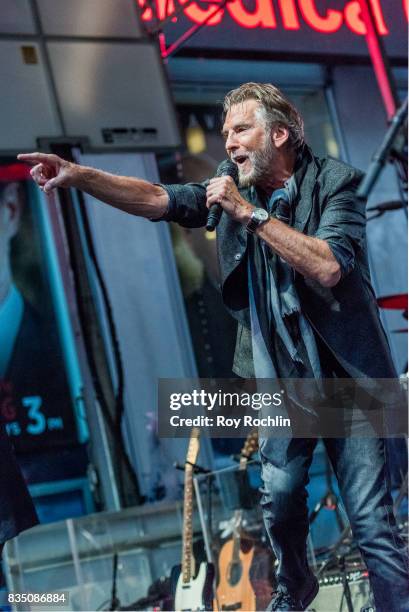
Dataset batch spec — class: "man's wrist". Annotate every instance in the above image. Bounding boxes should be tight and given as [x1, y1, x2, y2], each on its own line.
[238, 203, 256, 225]
[76, 164, 93, 190]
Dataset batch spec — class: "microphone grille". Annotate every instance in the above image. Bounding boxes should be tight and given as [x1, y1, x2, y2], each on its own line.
[215, 159, 239, 184]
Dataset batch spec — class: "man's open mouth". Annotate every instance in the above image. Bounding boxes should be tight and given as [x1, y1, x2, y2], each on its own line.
[234, 155, 249, 166]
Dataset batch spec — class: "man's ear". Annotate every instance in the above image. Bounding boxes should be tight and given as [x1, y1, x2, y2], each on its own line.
[271, 124, 290, 149]
[1, 183, 22, 239]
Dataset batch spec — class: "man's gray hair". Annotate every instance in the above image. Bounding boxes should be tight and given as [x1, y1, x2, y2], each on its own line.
[223, 82, 304, 150]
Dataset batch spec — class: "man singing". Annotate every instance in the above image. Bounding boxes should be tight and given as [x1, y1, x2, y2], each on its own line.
[19, 83, 408, 611]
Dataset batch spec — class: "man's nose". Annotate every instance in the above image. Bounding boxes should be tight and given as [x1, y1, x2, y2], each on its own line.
[225, 132, 239, 153]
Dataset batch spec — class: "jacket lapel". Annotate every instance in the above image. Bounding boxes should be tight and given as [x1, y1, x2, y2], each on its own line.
[293, 146, 320, 233]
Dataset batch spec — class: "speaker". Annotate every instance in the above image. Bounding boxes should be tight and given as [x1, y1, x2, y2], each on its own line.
[309, 571, 374, 612]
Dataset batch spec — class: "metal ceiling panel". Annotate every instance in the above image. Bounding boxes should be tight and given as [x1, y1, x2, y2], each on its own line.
[0, 0, 36, 34]
[0, 40, 62, 151]
[47, 41, 180, 150]
[36, 0, 143, 38]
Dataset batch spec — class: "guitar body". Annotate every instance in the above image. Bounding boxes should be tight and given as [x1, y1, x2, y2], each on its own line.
[172, 562, 215, 611]
[214, 432, 259, 612]
[214, 539, 256, 611]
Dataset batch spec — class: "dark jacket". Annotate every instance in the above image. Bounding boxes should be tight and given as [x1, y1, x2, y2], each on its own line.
[158, 147, 396, 379]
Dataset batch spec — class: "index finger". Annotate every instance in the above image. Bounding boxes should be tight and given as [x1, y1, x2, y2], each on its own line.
[17, 153, 58, 166]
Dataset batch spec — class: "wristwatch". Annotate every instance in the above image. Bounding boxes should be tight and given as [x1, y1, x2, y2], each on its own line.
[246, 207, 269, 234]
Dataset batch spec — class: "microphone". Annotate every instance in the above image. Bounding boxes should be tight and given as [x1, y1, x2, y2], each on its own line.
[206, 159, 239, 231]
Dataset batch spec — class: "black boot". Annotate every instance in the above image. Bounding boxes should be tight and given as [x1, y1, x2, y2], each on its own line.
[266, 576, 319, 611]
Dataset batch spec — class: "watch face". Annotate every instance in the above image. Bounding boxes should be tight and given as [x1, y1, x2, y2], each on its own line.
[253, 208, 269, 222]
[246, 207, 270, 234]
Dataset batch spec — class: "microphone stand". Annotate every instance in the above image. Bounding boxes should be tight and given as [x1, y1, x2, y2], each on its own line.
[339, 555, 354, 612]
[109, 552, 120, 611]
[357, 97, 408, 204]
[309, 452, 345, 533]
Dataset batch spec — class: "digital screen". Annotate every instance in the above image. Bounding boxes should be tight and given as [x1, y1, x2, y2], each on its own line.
[0, 160, 79, 452]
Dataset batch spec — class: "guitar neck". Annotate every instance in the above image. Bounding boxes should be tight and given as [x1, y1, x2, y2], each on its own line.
[230, 435, 256, 563]
[182, 464, 195, 583]
[231, 509, 243, 565]
[181, 428, 200, 583]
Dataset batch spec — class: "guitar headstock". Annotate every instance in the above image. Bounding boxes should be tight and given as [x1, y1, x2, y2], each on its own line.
[186, 427, 200, 465]
[241, 429, 258, 460]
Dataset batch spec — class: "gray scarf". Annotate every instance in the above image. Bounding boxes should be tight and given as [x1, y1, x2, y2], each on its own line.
[248, 177, 323, 382]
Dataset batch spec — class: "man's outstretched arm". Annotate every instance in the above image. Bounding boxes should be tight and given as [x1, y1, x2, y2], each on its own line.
[17, 152, 168, 219]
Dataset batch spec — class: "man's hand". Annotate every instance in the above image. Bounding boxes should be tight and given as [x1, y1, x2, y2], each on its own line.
[17, 152, 76, 194]
[206, 176, 254, 224]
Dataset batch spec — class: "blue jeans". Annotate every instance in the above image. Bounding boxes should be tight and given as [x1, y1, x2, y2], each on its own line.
[259, 436, 409, 612]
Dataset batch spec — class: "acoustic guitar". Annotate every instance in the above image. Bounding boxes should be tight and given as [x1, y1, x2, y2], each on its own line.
[172, 427, 215, 611]
[214, 431, 259, 611]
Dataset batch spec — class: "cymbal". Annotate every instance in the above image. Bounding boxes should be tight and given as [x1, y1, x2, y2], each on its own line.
[377, 294, 408, 310]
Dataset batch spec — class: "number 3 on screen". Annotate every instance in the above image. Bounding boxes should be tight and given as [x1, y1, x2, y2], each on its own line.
[22, 396, 46, 435]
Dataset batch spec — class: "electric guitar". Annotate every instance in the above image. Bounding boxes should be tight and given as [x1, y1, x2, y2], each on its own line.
[172, 427, 215, 611]
[214, 431, 259, 611]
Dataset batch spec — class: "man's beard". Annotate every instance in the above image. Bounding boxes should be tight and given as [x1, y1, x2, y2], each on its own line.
[237, 139, 276, 188]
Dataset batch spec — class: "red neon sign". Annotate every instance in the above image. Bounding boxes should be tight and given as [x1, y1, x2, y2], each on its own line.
[138, 0, 408, 33]
[345, 0, 388, 35]
[227, 0, 277, 29]
[180, 0, 224, 26]
[298, 0, 343, 33]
